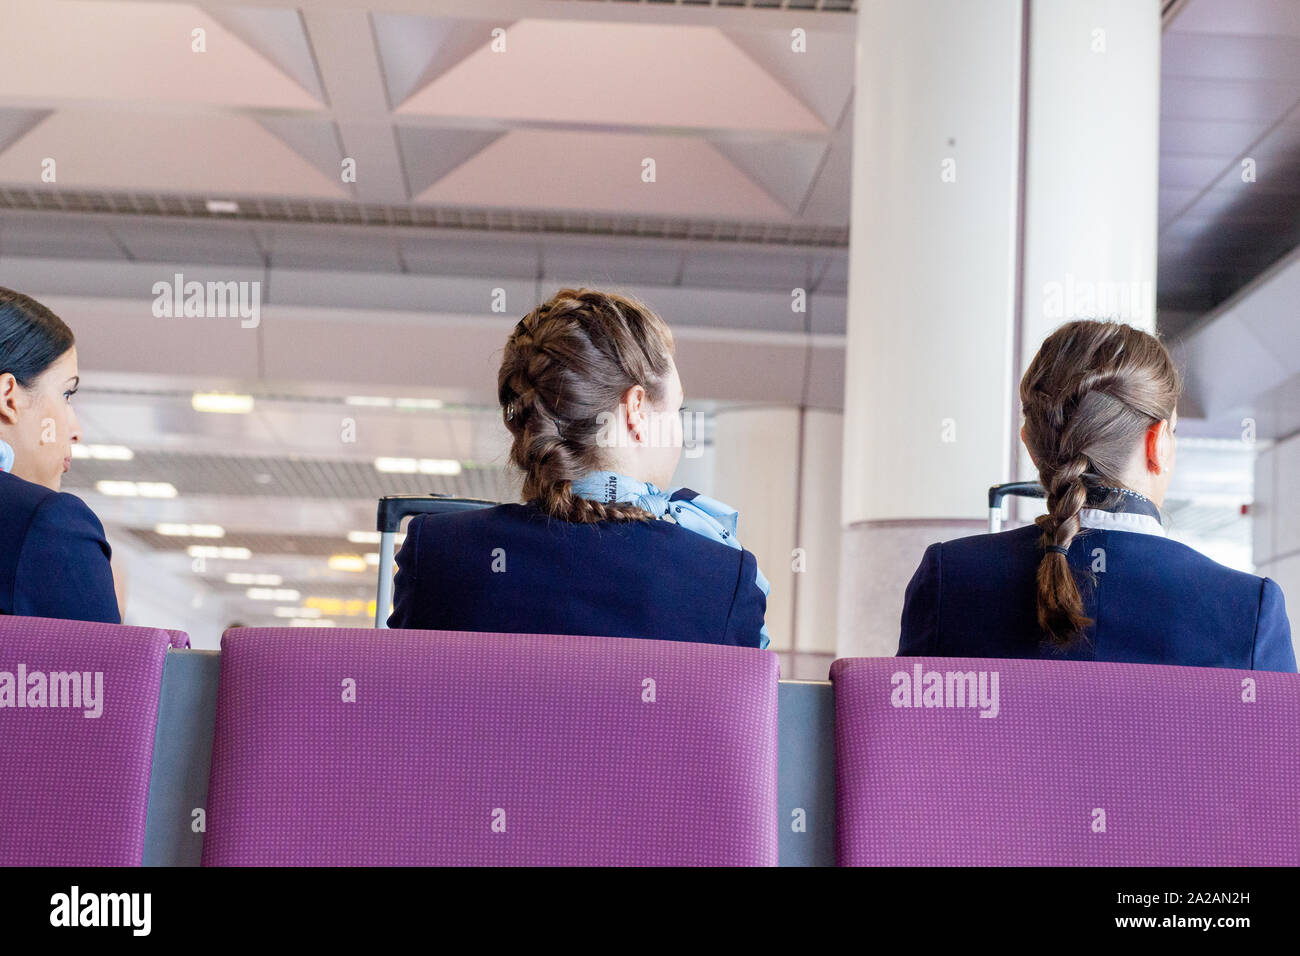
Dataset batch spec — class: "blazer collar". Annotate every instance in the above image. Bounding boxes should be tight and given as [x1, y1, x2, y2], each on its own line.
[1079, 485, 1166, 537]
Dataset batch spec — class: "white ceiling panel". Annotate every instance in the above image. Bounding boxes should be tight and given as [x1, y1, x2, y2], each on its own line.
[0, 111, 351, 198]
[402, 234, 539, 278]
[109, 219, 265, 265]
[0, 0, 321, 108]
[397, 19, 827, 134]
[415, 129, 792, 219]
[0, 217, 125, 259]
[541, 244, 682, 286]
[266, 228, 403, 272]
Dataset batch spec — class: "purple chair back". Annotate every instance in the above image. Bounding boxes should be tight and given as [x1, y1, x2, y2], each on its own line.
[833, 656, 1300, 865]
[203, 628, 779, 865]
[0, 616, 178, 865]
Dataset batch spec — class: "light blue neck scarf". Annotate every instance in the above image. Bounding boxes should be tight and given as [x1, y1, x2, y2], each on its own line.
[0, 438, 13, 474]
[569, 470, 771, 650]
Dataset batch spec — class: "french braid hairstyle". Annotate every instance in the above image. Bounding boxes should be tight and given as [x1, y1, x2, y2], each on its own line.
[1018, 320, 1180, 648]
[498, 288, 676, 524]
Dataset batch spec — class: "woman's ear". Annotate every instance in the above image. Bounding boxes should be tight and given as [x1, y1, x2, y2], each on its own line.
[622, 384, 647, 441]
[1019, 424, 1038, 468]
[0, 373, 21, 427]
[1145, 420, 1168, 474]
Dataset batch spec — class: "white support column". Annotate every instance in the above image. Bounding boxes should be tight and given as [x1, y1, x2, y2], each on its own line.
[712, 407, 801, 654]
[839, 0, 1024, 658]
[1020, 0, 1162, 347]
[839, 0, 1162, 658]
[1016, 0, 1162, 492]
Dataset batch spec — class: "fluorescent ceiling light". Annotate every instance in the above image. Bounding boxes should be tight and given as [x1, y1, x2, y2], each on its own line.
[247, 588, 301, 601]
[345, 396, 444, 410]
[72, 444, 134, 460]
[419, 459, 461, 475]
[205, 199, 240, 214]
[226, 572, 281, 586]
[274, 607, 321, 618]
[189, 545, 251, 560]
[305, 597, 376, 617]
[346, 530, 406, 545]
[192, 392, 254, 414]
[137, 483, 178, 498]
[156, 523, 225, 538]
[96, 480, 178, 498]
[328, 554, 368, 573]
[373, 458, 461, 475]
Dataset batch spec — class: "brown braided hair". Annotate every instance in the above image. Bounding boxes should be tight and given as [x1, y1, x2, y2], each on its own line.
[1019, 320, 1180, 648]
[498, 288, 675, 524]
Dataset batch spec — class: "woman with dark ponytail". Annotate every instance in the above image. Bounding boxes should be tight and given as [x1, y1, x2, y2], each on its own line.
[388, 288, 769, 649]
[898, 319, 1295, 671]
[1, 287, 121, 623]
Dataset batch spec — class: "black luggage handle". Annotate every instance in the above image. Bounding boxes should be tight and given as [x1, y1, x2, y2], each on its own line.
[988, 481, 1045, 509]
[376, 494, 497, 533]
[987, 482, 1045, 533]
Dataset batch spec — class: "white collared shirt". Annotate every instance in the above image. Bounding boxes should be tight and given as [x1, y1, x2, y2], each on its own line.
[1078, 507, 1166, 538]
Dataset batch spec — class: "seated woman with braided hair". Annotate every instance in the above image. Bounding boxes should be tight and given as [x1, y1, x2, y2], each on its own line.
[898, 319, 1295, 671]
[388, 288, 769, 649]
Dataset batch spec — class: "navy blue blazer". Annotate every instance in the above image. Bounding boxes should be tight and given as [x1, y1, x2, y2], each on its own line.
[0, 469, 120, 624]
[388, 500, 768, 647]
[898, 509, 1297, 672]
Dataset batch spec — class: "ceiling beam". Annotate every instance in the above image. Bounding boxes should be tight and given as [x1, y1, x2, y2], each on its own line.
[112, 0, 858, 33]
[300, 9, 409, 204]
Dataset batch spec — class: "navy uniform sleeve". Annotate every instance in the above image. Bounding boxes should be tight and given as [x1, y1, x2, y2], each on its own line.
[722, 548, 767, 648]
[1252, 578, 1297, 673]
[898, 542, 941, 656]
[386, 514, 424, 629]
[14, 491, 120, 625]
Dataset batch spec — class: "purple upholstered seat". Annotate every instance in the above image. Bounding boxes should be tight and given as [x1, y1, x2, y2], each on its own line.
[202, 628, 779, 866]
[833, 656, 1300, 866]
[0, 615, 179, 865]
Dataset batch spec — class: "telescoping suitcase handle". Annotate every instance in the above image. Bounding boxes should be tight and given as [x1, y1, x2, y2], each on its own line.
[374, 494, 496, 628]
[987, 481, 1045, 533]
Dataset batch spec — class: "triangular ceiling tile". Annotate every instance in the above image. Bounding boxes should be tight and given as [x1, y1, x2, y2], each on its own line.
[722, 28, 856, 128]
[794, 107, 853, 226]
[0, 109, 50, 155]
[414, 128, 790, 220]
[398, 19, 826, 134]
[373, 15, 509, 109]
[0, 111, 349, 198]
[0, 0, 319, 109]
[256, 116, 347, 191]
[204, 6, 327, 104]
[708, 139, 830, 214]
[397, 127, 506, 196]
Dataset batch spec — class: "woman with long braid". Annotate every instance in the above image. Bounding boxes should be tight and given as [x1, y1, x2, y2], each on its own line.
[389, 288, 769, 649]
[898, 319, 1295, 671]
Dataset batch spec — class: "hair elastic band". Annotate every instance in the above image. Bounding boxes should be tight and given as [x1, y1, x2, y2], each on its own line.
[1046, 545, 1069, 555]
